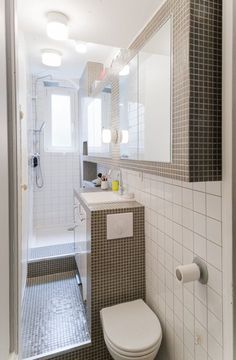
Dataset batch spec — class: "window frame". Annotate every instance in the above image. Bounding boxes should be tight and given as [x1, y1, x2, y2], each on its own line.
[44, 87, 77, 153]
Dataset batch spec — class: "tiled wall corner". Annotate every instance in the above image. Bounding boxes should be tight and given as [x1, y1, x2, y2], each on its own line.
[122, 168, 223, 360]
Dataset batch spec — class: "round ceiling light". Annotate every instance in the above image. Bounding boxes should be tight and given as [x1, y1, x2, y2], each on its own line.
[41, 49, 62, 67]
[47, 11, 69, 41]
[75, 42, 87, 54]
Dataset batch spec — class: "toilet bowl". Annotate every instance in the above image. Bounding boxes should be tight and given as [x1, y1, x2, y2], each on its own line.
[100, 299, 162, 360]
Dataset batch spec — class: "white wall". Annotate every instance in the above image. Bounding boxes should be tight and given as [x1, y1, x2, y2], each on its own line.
[0, 0, 10, 357]
[123, 170, 224, 360]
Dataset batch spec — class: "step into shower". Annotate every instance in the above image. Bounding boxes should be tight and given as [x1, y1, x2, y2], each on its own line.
[22, 256, 91, 359]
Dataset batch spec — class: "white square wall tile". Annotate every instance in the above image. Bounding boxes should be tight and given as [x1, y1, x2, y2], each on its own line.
[183, 227, 194, 251]
[184, 327, 194, 356]
[194, 233, 206, 260]
[208, 264, 222, 295]
[195, 346, 207, 360]
[206, 217, 222, 246]
[194, 212, 206, 237]
[206, 181, 221, 196]
[208, 334, 223, 360]
[207, 241, 222, 270]
[195, 319, 207, 352]
[184, 307, 194, 334]
[195, 281, 207, 306]
[174, 314, 183, 342]
[193, 182, 206, 192]
[208, 310, 223, 345]
[182, 188, 193, 209]
[173, 204, 182, 224]
[183, 208, 193, 230]
[193, 190, 206, 214]
[207, 287, 223, 320]
[172, 223, 182, 244]
[184, 288, 194, 314]
[173, 185, 182, 205]
[195, 298, 207, 328]
[206, 194, 222, 221]
[173, 241, 182, 263]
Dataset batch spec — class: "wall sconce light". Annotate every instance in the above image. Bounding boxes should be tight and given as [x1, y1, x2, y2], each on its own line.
[119, 130, 129, 144]
[119, 65, 130, 76]
[102, 129, 111, 144]
[102, 129, 118, 144]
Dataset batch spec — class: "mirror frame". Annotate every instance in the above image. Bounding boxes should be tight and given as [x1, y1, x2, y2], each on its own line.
[84, 0, 222, 182]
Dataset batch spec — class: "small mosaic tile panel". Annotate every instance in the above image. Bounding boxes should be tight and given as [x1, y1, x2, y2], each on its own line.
[82, 0, 222, 182]
[21, 271, 90, 359]
[28, 256, 77, 278]
[49, 205, 145, 360]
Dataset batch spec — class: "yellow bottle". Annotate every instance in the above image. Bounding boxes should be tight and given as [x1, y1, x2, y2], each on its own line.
[112, 180, 119, 192]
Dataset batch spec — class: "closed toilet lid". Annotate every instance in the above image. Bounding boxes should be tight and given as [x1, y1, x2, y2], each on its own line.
[100, 299, 162, 354]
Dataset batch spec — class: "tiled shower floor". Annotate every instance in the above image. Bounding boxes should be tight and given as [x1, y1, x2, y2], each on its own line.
[21, 271, 90, 359]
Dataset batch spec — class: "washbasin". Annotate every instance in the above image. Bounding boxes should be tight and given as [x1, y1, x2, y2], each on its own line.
[80, 191, 134, 205]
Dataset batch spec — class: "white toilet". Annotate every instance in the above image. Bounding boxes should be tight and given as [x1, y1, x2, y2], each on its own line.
[100, 299, 162, 360]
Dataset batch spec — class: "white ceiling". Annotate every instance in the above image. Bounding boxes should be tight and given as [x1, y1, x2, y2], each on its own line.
[17, 0, 164, 79]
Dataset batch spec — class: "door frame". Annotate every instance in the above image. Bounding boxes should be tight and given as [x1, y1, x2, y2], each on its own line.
[5, 0, 21, 355]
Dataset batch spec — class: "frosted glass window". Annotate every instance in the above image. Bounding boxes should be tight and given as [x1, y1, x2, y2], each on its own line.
[51, 94, 72, 147]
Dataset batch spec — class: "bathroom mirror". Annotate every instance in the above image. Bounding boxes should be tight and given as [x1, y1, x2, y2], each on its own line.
[120, 18, 172, 162]
[87, 83, 112, 157]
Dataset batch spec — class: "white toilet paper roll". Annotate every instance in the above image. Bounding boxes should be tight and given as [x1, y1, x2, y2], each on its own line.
[175, 263, 201, 283]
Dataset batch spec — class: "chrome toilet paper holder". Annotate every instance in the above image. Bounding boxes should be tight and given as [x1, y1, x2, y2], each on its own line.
[193, 257, 208, 285]
[175, 256, 208, 285]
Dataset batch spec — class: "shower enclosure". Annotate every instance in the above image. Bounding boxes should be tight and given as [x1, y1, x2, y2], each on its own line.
[28, 76, 80, 260]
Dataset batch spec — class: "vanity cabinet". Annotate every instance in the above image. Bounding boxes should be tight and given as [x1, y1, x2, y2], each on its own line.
[73, 195, 88, 301]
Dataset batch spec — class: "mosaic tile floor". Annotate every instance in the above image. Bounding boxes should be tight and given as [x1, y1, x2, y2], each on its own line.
[29, 243, 75, 260]
[21, 271, 90, 359]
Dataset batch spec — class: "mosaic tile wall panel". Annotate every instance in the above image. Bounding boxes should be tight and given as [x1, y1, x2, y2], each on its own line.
[28, 256, 77, 278]
[83, 0, 222, 182]
[49, 205, 145, 360]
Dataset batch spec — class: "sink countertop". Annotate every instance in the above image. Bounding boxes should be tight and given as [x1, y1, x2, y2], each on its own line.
[73, 187, 142, 212]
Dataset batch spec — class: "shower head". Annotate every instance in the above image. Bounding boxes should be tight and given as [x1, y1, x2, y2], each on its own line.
[43, 80, 60, 87]
[39, 121, 46, 132]
[34, 121, 45, 133]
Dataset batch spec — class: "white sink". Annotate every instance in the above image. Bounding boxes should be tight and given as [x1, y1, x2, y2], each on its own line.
[80, 191, 134, 205]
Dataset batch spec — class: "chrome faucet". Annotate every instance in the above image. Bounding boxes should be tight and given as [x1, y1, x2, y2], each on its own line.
[108, 167, 124, 195]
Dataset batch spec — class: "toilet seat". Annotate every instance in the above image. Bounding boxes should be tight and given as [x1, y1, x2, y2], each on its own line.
[100, 299, 162, 359]
[103, 331, 161, 358]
